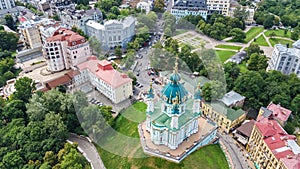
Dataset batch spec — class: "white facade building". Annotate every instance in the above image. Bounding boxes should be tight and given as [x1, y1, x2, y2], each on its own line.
[206, 0, 230, 16]
[171, 0, 208, 21]
[44, 28, 91, 72]
[76, 56, 133, 104]
[0, 0, 15, 10]
[136, 1, 152, 14]
[85, 16, 135, 50]
[267, 40, 300, 78]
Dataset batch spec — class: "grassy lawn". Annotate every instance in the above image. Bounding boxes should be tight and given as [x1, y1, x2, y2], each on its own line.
[244, 27, 264, 43]
[253, 35, 269, 46]
[215, 44, 242, 51]
[96, 102, 229, 169]
[239, 61, 248, 73]
[269, 38, 294, 47]
[175, 29, 188, 36]
[215, 50, 237, 63]
[265, 29, 291, 38]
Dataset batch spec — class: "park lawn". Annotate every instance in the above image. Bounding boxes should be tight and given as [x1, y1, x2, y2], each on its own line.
[175, 29, 188, 36]
[269, 38, 294, 47]
[239, 61, 248, 73]
[215, 50, 237, 63]
[265, 29, 291, 38]
[244, 27, 264, 43]
[254, 35, 269, 46]
[215, 44, 242, 50]
[96, 102, 229, 169]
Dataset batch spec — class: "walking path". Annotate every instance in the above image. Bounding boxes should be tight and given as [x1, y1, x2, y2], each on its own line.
[68, 133, 106, 169]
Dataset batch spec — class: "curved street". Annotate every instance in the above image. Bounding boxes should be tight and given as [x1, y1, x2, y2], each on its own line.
[217, 133, 252, 169]
[68, 134, 106, 169]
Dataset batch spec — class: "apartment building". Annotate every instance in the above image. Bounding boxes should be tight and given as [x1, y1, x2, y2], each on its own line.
[171, 0, 208, 21]
[206, 0, 230, 16]
[76, 56, 133, 104]
[267, 40, 300, 78]
[247, 117, 300, 169]
[202, 101, 246, 133]
[43, 28, 91, 72]
[85, 16, 135, 50]
[0, 0, 15, 10]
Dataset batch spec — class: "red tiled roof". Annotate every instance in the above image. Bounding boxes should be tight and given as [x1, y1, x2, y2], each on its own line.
[267, 102, 292, 123]
[46, 28, 86, 46]
[77, 57, 132, 88]
[45, 74, 71, 89]
[281, 154, 300, 169]
[256, 119, 296, 160]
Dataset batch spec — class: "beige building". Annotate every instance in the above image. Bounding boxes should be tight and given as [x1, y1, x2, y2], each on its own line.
[202, 101, 246, 133]
[207, 0, 230, 16]
[247, 118, 300, 169]
[19, 22, 42, 49]
[76, 56, 133, 104]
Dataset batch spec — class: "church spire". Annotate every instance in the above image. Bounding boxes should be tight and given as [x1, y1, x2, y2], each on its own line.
[147, 82, 154, 99]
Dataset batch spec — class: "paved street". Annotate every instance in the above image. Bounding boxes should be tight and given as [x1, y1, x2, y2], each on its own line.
[217, 133, 253, 169]
[68, 134, 106, 169]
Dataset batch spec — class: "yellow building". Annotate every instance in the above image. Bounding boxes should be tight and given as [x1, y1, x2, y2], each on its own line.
[247, 118, 300, 169]
[202, 101, 246, 133]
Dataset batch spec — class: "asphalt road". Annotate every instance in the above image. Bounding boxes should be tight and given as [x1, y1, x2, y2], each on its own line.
[217, 133, 252, 169]
[68, 135, 106, 169]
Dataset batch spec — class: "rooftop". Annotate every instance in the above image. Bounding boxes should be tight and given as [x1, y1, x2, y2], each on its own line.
[235, 120, 255, 138]
[77, 56, 132, 88]
[218, 90, 245, 107]
[267, 102, 292, 123]
[46, 28, 85, 46]
[280, 154, 300, 169]
[173, 0, 207, 10]
[255, 118, 300, 160]
[209, 101, 245, 121]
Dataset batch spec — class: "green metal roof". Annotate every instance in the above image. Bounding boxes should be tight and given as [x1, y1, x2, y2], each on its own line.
[210, 101, 245, 121]
[161, 82, 188, 104]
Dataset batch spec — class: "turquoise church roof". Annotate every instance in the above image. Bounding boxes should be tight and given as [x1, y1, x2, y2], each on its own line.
[194, 83, 202, 100]
[161, 71, 188, 104]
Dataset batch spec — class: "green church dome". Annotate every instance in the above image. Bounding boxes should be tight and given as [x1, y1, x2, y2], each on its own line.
[161, 79, 188, 104]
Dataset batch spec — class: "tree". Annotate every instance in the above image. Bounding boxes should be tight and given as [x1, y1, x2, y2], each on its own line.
[247, 53, 268, 71]
[291, 94, 300, 114]
[263, 15, 274, 29]
[110, 6, 120, 16]
[121, 50, 135, 69]
[153, 0, 165, 12]
[233, 6, 249, 21]
[44, 112, 68, 141]
[115, 46, 122, 58]
[12, 77, 36, 103]
[52, 14, 60, 21]
[229, 28, 246, 42]
[224, 62, 241, 90]
[246, 43, 261, 60]
[0, 30, 18, 51]
[291, 30, 299, 41]
[4, 14, 14, 30]
[202, 80, 226, 102]
[89, 36, 103, 59]
[234, 71, 265, 110]
[126, 70, 137, 85]
[284, 122, 295, 134]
